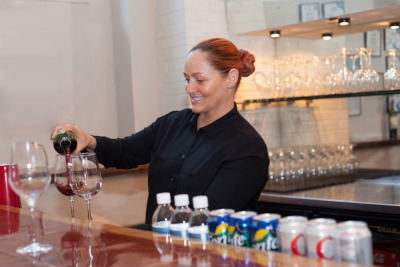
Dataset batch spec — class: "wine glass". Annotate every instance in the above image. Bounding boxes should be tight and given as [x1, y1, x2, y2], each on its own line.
[70, 152, 102, 221]
[384, 50, 400, 90]
[364, 48, 380, 91]
[54, 154, 80, 219]
[8, 141, 53, 256]
[336, 48, 353, 93]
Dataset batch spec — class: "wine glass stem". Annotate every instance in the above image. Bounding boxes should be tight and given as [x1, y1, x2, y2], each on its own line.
[86, 197, 92, 221]
[69, 196, 75, 219]
[29, 206, 37, 244]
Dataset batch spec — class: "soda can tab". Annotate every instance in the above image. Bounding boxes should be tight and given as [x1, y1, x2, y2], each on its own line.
[228, 211, 257, 247]
[277, 215, 308, 256]
[208, 209, 234, 244]
[305, 218, 336, 260]
[334, 220, 373, 265]
[251, 213, 281, 251]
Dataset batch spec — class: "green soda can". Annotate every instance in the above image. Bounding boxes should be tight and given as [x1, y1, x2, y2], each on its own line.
[228, 211, 257, 247]
[251, 213, 281, 251]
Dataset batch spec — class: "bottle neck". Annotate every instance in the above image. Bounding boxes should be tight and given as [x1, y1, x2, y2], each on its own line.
[194, 207, 209, 213]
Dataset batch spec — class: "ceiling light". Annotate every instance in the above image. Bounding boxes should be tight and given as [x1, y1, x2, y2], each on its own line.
[322, 33, 332, 40]
[390, 22, 400, 29]
[269, 30, 280, 38]
[338, 17, 351, 26]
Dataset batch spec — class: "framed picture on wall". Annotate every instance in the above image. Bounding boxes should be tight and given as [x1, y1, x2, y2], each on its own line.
[384, 28, 400, 50]
[299, 3, 320, 23]
[388, 94, 400, 112]
[365, 30, 382, 57]
[322, 1, 344, 18]
[348, 97, 361, 116]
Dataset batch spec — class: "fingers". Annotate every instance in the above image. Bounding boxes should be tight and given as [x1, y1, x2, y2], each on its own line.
[50, 124, 96, 154]
[50, 124, 75, 140]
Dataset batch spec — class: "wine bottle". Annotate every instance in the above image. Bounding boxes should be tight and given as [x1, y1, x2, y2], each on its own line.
[53, 131, 78, 154]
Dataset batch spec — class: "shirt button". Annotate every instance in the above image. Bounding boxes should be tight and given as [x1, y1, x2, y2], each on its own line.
[181, 154, 185, 159]
[169, 177, 174, 182]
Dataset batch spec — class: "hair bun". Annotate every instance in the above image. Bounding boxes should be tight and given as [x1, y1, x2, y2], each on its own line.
[239, 49, 256, 77]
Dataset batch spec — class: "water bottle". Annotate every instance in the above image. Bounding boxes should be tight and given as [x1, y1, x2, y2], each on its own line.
[53, 131, 77, 154]
[188, 195, 209, 241]
[170, 194, 193, 238]
[152, 192, 175, 234]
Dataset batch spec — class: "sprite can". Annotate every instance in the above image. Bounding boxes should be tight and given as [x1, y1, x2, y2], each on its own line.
[208, 209, 234, 244]
[228, 211, 257, 247]
[251, 213, 281, 251]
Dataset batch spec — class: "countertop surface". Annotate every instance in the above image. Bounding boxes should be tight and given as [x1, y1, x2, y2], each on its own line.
[0, 205, 371, 267]
[259, 169, 400, 214]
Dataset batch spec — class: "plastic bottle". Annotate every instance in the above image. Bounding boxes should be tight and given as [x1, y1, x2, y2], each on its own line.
[170, 194, 193, 238]
[53, 131, 77, 154]
[152, 192, 175, 234]
[188, 195, 210, 241]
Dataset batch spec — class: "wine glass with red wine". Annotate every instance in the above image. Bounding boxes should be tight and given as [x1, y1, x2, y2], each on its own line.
[70, 152, 102, 221]
[54, 154, 83, 219]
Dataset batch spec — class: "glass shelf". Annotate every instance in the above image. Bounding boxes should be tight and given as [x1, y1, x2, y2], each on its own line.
[240, 89, 400, 105]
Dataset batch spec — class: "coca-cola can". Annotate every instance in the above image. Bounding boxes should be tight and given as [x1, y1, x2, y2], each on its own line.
[333, 220, 373, 265]
[305, 218, 337, 260]
[277, 216, 308, 256]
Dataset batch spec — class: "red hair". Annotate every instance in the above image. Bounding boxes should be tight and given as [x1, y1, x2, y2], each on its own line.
[189, 38, 255, 88]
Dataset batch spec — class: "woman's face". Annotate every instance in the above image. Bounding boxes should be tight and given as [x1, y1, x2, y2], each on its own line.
[184, 50, 234, 120]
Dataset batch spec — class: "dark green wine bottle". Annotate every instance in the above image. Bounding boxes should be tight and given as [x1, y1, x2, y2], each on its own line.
[53, 131, 77, 154]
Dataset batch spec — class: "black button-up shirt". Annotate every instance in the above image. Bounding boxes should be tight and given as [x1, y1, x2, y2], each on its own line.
[94, 104, 269, 224]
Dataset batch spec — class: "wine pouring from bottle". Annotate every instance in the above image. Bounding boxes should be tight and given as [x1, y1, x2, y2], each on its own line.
[53, 131, 78, 154]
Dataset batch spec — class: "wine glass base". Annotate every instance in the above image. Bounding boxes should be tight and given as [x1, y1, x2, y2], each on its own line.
[16, 242, 53, 257]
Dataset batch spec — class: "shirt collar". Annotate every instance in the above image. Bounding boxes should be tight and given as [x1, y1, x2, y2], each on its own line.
[187, 103, 239, 138]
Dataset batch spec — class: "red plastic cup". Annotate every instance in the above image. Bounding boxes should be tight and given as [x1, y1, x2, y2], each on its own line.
[0, 164, 21, 208]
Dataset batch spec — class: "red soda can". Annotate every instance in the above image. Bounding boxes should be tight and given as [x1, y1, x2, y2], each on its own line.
[277, 215, 308, 256]
[333, 220, 373, 265]
[305, 218, 336, 260]
[251, 213, 281, 251]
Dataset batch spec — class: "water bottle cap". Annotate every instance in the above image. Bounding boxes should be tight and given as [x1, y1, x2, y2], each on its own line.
[174, 194, 189, 206]
[193, 195, 208, 209]
[156, 192, 171, 204]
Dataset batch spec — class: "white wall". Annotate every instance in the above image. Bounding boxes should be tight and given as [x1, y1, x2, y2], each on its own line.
[0, 0, 118, 166]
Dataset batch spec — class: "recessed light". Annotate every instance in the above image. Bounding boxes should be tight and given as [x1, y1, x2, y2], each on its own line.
[338, 17, 351, 26]
[390, 22, 400, 29]
[269, 30, 281, 38]
[322, 33, 332, 40]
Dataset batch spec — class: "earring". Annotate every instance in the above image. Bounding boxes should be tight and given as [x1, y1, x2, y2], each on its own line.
[229, 85, 235, 89]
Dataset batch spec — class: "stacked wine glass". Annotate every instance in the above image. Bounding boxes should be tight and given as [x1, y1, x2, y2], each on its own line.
[253, 47, 398, 99]
[265, 144, 359, 192]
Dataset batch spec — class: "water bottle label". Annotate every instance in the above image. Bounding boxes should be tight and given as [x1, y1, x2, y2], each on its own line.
[153, 221, 171, 234]
[188, 225, 209, 241]
[170, 223, 189, 238]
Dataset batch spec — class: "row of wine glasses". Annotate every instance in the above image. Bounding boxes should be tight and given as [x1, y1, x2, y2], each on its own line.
[8, 141, 102, 257]
[254, 48, 400, 99]
[265, 144, 359, 192]
[54, 152, 102, 221]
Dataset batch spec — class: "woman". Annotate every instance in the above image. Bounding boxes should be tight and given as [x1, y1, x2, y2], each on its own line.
[51, 38, 269, 225]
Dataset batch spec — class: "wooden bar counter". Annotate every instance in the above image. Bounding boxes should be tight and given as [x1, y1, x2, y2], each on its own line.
[0, 205, 374, 267]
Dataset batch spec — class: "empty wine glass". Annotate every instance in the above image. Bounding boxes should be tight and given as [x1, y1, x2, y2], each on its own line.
[351, 48, 369, 92]
[336, 48, 353, 93]
[70, 152, 102, 221]
[54, 154, 79, 219]
[9, 141, 53, 256]
[364, 48, 380, 91]
[384, 50, 400, 90]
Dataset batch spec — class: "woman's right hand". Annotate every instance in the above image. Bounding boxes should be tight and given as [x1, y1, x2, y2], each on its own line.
[50, 124, 97, 153]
